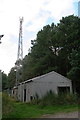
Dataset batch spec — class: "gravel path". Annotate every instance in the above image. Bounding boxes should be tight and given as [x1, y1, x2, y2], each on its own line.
[41, 111, 79, 118]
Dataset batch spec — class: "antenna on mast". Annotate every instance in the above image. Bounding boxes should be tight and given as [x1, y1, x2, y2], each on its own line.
[15, 17, 24, 86]
[17, 17, 23, 61]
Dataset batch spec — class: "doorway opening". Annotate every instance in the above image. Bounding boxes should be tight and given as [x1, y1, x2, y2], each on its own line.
[24, 89, 26, 102]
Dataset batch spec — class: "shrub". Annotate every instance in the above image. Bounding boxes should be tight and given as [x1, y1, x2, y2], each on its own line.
[2, 92, 15, 117]
[32, 91, 78, 107]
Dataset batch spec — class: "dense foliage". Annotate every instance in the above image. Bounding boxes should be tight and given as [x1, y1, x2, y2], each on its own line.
[2, 72, 8, 90]
[2, 92, 14, 117]
[8, 15, 80, 94]
[31, 91, 78, 107]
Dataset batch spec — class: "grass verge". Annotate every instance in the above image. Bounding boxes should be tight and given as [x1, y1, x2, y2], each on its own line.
[2, 92, 79, 118]
[3, 102, 78, 118]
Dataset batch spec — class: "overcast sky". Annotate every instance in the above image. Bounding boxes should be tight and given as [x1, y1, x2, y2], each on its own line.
[0, 0, 79, 74]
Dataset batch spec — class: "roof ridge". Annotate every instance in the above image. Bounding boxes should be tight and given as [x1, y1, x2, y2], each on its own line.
[19, 71, 71, 85]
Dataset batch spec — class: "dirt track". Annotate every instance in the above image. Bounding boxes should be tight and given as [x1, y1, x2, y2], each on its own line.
[41, 111, 79, 118]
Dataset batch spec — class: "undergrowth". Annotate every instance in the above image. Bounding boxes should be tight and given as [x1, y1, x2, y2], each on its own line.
[2, 92, 15, 117]
[2, 92, 78, 118]
[31, 91, 78, 107]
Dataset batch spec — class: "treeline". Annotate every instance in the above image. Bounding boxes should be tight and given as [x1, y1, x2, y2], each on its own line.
[3, 15, 80, 94]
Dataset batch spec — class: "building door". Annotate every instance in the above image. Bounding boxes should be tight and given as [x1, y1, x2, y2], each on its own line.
[58, 86, 70, 94]
[24, 89, 26, 102]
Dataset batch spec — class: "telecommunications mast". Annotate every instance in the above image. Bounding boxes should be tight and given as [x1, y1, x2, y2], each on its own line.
[15, 17, 23, 85]
[18, 17, 23, 61]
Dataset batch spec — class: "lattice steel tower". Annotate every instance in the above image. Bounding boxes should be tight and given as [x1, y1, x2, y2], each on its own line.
[17, 17, 23, 62]
[16, 17, 23, 85]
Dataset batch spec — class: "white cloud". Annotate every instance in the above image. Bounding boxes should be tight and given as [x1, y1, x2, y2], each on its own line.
[0, 0, 77, 74]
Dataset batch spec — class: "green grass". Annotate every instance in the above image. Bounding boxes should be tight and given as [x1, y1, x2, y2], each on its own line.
[3, 102, 78, 118]
[2, 92, 79, 118]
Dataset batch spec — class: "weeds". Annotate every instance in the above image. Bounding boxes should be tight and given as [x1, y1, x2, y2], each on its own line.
[2, 92, 15, 117]
[2, 92, 78, 118]
[32, 91, 78, 107]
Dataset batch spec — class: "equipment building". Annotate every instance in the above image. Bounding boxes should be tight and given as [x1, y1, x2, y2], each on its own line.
[12, 71, 72, 102]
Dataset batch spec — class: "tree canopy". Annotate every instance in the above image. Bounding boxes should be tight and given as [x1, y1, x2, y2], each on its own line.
[8, 15, 80, 94]
[2, 71, 8, 90]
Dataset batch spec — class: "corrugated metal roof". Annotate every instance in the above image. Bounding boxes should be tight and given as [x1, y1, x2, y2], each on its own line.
[20, 71, 71, 84]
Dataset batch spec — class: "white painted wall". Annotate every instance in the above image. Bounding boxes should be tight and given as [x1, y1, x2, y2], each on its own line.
[17, 71, 72, 102]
